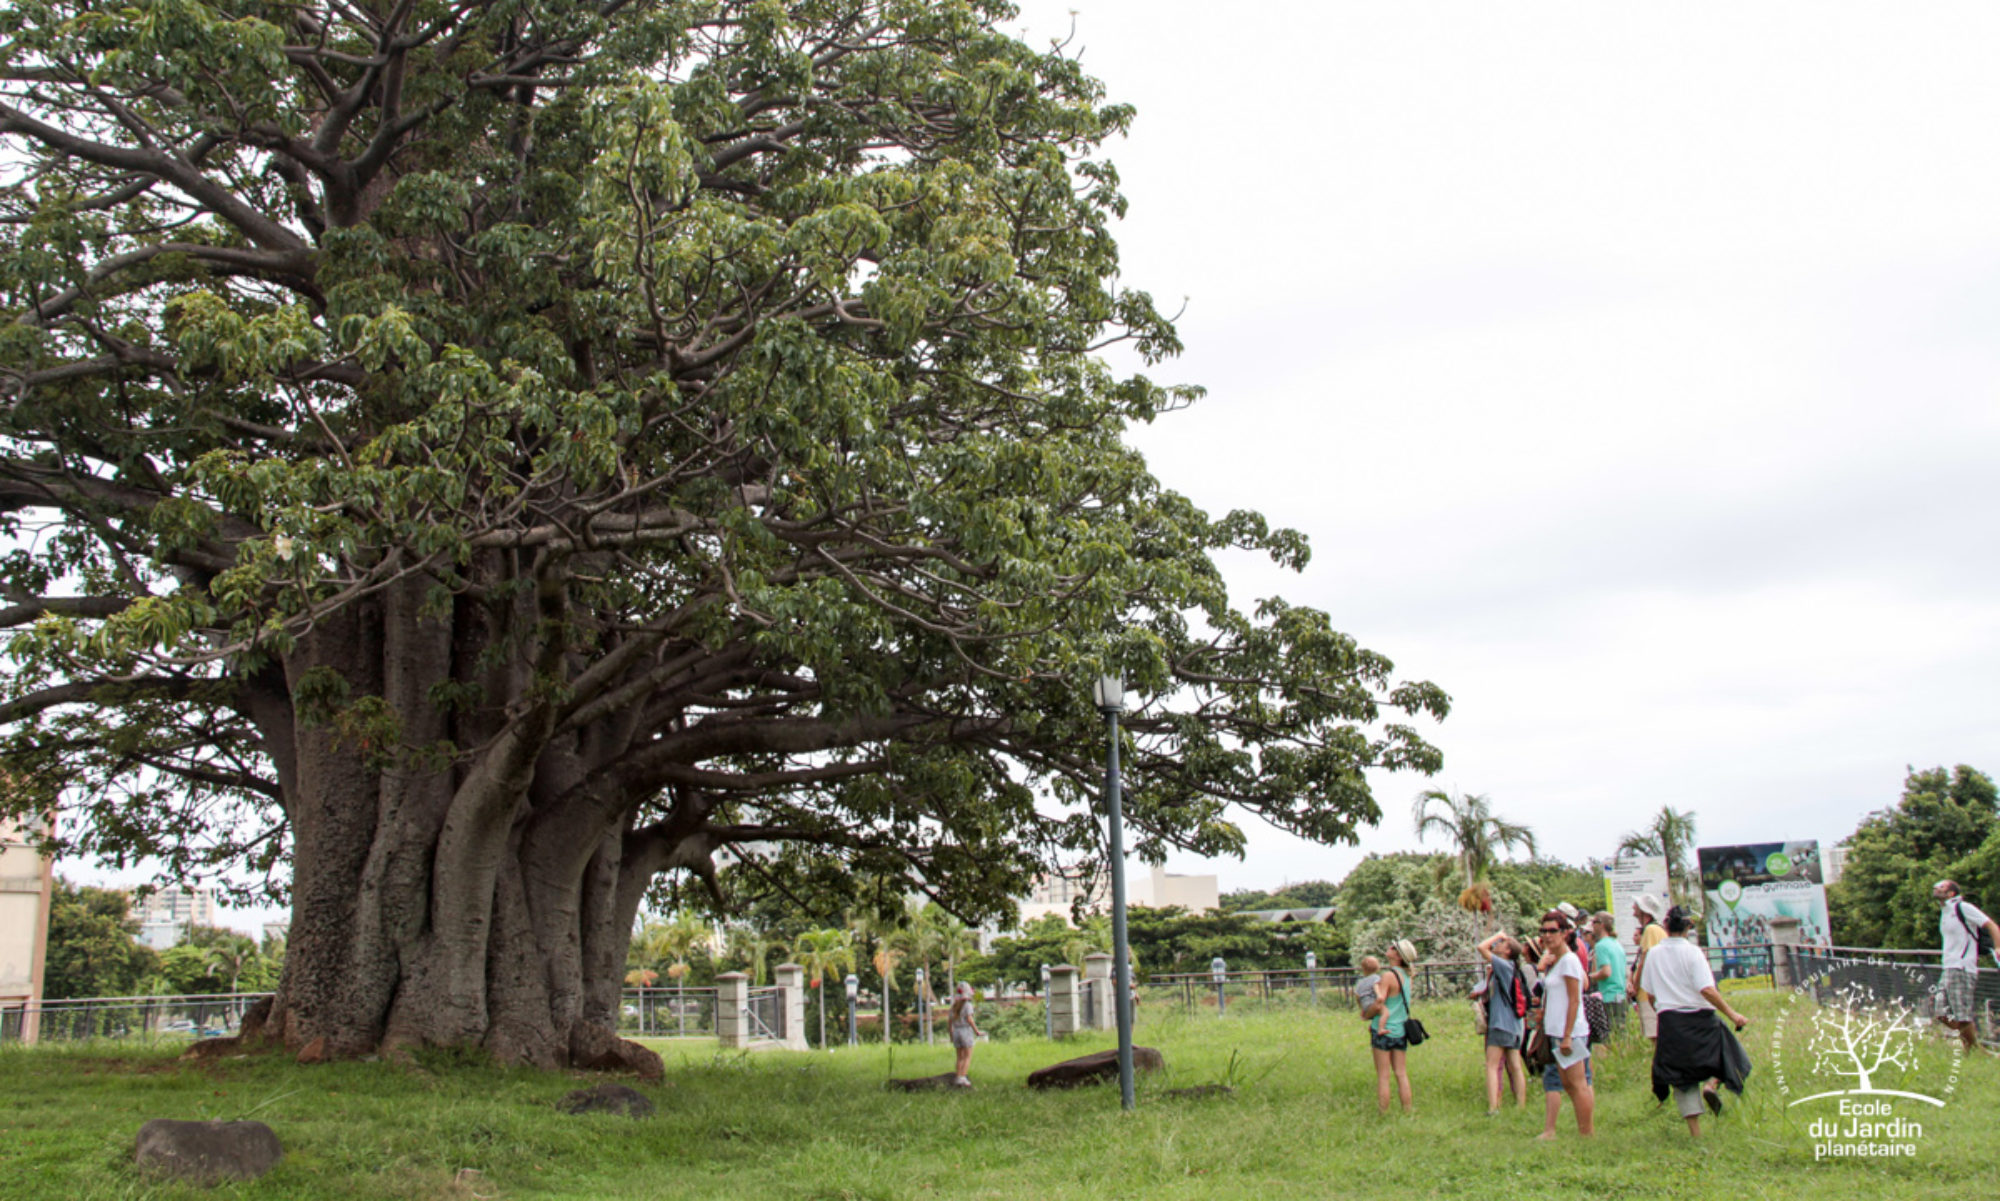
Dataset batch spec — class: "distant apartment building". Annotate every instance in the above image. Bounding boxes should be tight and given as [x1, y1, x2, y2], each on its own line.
[1824, 845, 1848, 887]
[131, 885, 220, 950]
[1015, 864, 1220, 927]
[0, 812, 55, 1042]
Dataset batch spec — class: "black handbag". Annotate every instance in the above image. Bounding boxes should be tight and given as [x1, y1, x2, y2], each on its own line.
[1396, 967, 1428, 1045]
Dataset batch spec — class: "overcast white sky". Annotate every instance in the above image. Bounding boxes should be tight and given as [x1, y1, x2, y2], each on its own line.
[1009, 0, 2000, 894]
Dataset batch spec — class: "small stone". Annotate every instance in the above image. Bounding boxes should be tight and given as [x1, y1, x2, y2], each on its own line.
[134, 1119, 283, 1185]
[557, 1083, 655, 1118]
[294, 1037, 329, 1065]
[884, 1073, 966, 1092]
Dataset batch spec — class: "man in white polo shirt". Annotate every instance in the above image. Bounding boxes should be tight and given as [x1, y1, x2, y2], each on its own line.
[1933, 879, 2000, 1051]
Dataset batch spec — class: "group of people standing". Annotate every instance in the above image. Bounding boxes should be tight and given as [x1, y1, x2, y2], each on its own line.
[1358, 892, 1752, 1138]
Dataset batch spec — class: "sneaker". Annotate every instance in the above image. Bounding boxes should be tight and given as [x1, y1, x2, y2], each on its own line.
[954, 1076, 971, 1087]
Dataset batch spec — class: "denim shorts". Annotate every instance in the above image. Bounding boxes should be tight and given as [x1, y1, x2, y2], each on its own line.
[1542, 1056, 1593, 1092]
[1371, 1030, 1409, 1052]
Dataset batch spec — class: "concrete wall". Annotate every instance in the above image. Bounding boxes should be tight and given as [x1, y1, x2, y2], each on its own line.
[0, 814, 54, 1040]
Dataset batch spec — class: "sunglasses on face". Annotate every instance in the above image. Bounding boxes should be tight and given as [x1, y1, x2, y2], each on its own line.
[1539, 926, 1561, 934]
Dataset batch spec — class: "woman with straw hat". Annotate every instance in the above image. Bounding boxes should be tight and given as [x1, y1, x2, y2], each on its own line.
[1370, 938, 1419, 1113]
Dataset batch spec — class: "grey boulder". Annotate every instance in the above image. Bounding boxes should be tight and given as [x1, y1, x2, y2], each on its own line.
[134, 1119, 283, 1185]
[558, 1082, 656, 1117]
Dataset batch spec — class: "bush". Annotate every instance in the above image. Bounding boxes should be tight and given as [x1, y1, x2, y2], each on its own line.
[978, 998, 1048, 1043]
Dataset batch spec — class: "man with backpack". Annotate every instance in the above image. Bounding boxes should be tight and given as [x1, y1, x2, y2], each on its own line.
[1933, 879, 2000, 1051]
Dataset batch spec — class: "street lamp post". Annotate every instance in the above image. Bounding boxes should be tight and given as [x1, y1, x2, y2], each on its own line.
[1212, 956, 1228, 1015]
[1305, 951, 1318, 1005]
[914, 967, 929, 1044]
[844, 974, 859, 1047]
[1092, 673, 1137, 1112]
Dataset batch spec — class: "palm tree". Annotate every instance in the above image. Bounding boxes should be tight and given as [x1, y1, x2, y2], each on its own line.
[1061, 914, 1109, 973]
[202, 934, 259, 993]
[725, 927, 786, 987]
[850, 909, 906, 1043]
[935, 913, 979, 997]
[1618, 806, 1700, 911]
[902, 901, 948, 1033]
[793, 928, 856, 1049]
[633, 913, 715, 1034]
[1412, 790, 1537, 930]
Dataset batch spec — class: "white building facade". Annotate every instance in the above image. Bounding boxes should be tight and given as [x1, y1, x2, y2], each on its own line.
[0, 813, 55, 1041]
[1015, 864, 1219, 927]
[131, 885, 220, 949]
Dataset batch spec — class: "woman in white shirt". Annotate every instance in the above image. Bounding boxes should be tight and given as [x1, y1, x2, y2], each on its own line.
[1533, 910, 1594, 1139]
[1641, 906, 1752, 1139]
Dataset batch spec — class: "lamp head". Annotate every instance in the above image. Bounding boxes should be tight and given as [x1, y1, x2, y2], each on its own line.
[1091, 673, 1125, 714]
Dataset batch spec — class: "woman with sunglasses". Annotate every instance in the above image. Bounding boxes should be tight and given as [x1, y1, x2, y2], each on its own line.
[1534, 911, 1595, 1138]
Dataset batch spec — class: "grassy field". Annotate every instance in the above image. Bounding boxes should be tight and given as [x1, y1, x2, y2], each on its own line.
[2, 990, 1994, 1200]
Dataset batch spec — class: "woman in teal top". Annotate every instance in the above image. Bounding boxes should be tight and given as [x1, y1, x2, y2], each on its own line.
[1369, 939, 1417, 1112]
[1588, 912, 1630, 1036]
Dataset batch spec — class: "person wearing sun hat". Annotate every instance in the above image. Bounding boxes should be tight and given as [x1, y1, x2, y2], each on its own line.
[1370, 938, 1419, 1112]
[1628, 892, 1670, 1044]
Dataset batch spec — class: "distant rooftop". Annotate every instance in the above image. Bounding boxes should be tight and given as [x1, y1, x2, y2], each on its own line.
[1239, 907, 1336, 924]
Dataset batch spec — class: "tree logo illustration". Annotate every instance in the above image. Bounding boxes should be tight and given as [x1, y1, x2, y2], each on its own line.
[1787, 984, 1944, 1108]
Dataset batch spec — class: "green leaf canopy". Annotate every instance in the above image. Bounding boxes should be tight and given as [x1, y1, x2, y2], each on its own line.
[0, 0, 1445, 1067]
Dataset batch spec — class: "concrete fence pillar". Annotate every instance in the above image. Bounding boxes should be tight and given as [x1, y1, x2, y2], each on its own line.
[716, 972, 749, 1049]
[1768, 916, 1803, 989]
[774, 964, 809, 1051]
[1083, 953, 1113, 1031]
[1048, 965, 1080, 1038]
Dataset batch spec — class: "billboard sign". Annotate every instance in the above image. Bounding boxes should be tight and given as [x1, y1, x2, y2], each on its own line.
[1605, 854, 1672, 958]
[1699, 840, 1831, 985]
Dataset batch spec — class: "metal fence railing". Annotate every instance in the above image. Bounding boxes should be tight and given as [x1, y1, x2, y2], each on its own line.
[619, 987, 719, 1038]
[746, 986, 784, 1042]
[6, 987, 736, 1045]
[1, 992, 272, 1045]
[1147, 961, 1489, 1012]
[1783, 944, 2000, 1044]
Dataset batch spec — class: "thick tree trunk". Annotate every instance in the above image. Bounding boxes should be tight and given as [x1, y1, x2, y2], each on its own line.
[251, 576, 664, 1078]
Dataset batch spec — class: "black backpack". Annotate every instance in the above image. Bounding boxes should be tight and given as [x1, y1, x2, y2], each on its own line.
[1953, 900, 1996, 957]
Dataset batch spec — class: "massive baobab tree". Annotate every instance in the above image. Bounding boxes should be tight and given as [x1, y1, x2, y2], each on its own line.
[0, 0, 1447, 1071]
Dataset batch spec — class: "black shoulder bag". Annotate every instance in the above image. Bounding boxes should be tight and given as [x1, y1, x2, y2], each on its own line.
[1398, 968, 1429, 1046]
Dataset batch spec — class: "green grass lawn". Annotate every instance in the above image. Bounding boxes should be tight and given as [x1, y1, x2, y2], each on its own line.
[2, 990, 1993, 1200]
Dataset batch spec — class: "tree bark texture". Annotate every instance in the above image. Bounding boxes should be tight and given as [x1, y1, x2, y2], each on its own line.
[250, 575, 663, 1076]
